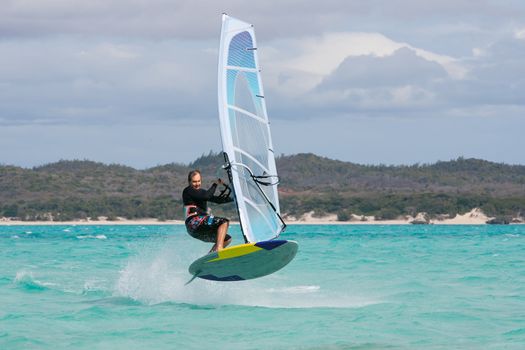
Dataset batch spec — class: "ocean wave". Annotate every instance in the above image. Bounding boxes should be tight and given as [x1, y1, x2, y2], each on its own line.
[14, 271, 55, 291]
[503, 327, 525, 336]
[76, 234, 107, 240]
[13, 270, 113, 298]
[504, 233, 521, 238]
[84, 296, 143, 307]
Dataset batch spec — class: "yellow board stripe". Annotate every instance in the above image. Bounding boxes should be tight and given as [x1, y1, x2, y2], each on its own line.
[206, 243, 262, 263]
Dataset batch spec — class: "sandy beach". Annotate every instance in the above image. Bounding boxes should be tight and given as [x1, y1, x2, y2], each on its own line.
[0, 217, 185, 226]
[0, 208, 522, 226]
[285, 208, 522, 225]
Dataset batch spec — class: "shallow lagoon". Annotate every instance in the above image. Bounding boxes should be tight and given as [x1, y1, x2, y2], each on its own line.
[1, 224, 524, 349]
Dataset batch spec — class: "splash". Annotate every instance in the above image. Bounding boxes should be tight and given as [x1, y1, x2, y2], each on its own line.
[114, 238, 378, 309]
[114, 237, 216, 305]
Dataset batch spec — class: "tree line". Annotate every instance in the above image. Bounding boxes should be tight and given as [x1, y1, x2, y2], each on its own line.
[1, 153, 524, 221]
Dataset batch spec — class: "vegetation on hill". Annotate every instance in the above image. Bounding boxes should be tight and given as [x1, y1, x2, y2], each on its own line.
[1, 153, 524, 221]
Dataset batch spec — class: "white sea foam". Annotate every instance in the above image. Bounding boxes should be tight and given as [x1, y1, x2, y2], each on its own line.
[114, 238, 379, 309]
[14, 270, 33, 283]
[14, 270, 57, 288]
[266, 285, 321, 294]
[76, 234, 107, 240]
[504, 233, 520, 238]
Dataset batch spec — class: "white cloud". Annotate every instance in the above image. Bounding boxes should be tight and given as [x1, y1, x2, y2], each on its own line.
[515, 28, 525, 39]
[290, 32, 401, 76]
[297, 32, 464, 78]
[262, 32, 467, 101]
[318, 47, 447, 89]
[1, 1, 525, 166]
[0, 37, 218, 127]
[84, 43, 140, 60]
[472, 47, 485, 57]
[390, 86, 435, 106]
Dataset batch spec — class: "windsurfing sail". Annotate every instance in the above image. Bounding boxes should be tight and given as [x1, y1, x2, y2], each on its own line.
[217, 14, 285, 243]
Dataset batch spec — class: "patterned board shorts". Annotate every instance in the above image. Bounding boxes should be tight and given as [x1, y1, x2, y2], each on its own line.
[185, 215, 231, 243]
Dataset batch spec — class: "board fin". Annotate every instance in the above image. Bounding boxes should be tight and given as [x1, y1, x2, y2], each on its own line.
[185, 270, 201, 285]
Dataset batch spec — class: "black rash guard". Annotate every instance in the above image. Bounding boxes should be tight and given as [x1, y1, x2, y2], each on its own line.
[182, 183, 233, 242]
[182, 183, 224, 214]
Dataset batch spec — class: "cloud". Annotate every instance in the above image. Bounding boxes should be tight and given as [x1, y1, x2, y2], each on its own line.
[516, 28, 525, 39]
[0, 37, 218, 126]
[0, 0, 368, 40]
[440, 36, 525, 107]
[263, 27, 525, 120]
[262, 35, 458, 117]
[1, 0, 207, 39]
[2, 0, 522, 41]
[296, 48, 445, 113]
[1, 1, 525, 166]
[2, 25, 524, 128]
[318, 47, 447, 89]
[262, 32, 465, 102]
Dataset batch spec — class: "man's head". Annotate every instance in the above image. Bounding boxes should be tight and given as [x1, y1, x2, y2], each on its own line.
[188, 170, 202, 190]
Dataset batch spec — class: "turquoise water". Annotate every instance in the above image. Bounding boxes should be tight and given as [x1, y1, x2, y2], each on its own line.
[1, 224, 524, 349]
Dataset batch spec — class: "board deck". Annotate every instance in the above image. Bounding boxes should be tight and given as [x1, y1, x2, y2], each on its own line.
[188, 240, 298, 282]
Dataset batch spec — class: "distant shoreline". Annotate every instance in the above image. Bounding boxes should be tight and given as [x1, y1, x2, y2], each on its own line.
[1, 221, 522, 226]
[1, 209, 522, 226]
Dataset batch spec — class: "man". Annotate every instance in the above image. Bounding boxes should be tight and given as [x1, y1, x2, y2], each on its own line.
[182, 170, 233, 252]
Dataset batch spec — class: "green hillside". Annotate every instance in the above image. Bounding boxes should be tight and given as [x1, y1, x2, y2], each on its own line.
[1, 153, 524, 221]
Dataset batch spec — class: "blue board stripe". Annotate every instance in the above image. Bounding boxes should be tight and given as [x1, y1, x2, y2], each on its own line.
[255, 240, 287, 250]
[200, 274, 245, 281]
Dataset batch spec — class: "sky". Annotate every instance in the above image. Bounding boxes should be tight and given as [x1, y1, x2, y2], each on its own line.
[1, 0, 524, 168]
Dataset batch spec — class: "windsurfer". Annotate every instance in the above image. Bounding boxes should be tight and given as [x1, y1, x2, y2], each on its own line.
[182, 170, 233, 252]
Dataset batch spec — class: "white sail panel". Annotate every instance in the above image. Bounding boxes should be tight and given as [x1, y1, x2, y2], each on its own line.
[218, 14, 283, 243]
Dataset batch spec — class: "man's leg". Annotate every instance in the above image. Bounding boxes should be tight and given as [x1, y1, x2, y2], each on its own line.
[215, 221, 229, 251]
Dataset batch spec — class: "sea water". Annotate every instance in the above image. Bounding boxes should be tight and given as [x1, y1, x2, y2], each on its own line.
[0, 224, 524, 349]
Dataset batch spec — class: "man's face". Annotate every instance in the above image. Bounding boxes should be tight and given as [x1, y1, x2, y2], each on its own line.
[191, 173, 202, 190]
